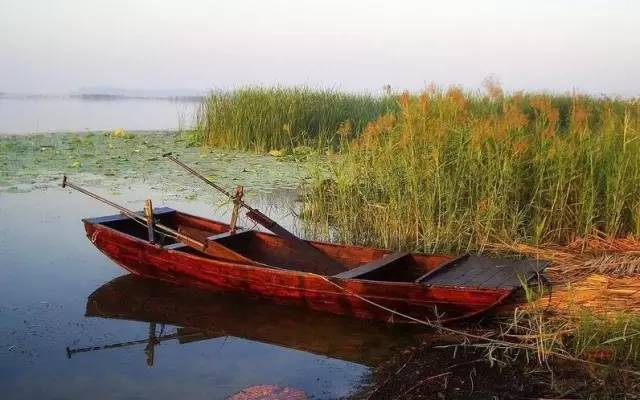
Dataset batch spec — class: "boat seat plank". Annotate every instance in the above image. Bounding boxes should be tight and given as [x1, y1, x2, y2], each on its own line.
[332, 251, 410, 280]
[413, 254, 469, 283]
[84, 207, 176, 224]
[207, 229, 253, 242]
[423, 256, 472, 283]
[478, 259, 548, 289]
[457, 260, 502, 287]
[164, 242, 189, 250]
[419, 255, 548, 289]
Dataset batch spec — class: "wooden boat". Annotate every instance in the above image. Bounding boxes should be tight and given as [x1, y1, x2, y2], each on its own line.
[77, 274, 414, 366]
[83, 207, 548, 324]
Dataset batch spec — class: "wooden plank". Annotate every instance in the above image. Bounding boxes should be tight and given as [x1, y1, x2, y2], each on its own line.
[457, 258, 506, 287]
[481, 260, 549, 289]
[83, 207, 175, 224]
[164, 242, 188, 250]
[422, 255, 492, 286]
[175, 226, 263, 266]
[415, 254, 469, 283]
[207, 229, 251, 242]
[332, 251, 409, 280]
[423, 258, 475, 285]
[246, 209, 344, 275]
[421, 255, 550, 289]
[469, 265, 507, 288]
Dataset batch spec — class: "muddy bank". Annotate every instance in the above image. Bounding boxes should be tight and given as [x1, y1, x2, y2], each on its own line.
[351, 334, 546, 400]
[352, 331, 640, 400]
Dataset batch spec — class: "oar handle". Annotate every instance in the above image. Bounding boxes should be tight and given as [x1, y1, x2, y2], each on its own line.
[60, 176, 206, 250]
[163, 153, 238, 201]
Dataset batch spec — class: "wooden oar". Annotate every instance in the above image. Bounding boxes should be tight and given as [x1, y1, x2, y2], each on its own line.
[66, 325, 220, 360]
[162, 153, 345, 275]
[62, 176, 270, 266]
[62, 176, 206, 249]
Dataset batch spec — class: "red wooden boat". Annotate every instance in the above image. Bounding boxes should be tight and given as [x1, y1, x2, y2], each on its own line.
[83, 207, 547, 324]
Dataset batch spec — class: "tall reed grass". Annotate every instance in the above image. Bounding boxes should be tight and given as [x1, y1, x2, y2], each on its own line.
[304, 86, 640, 252]
[194, 87, 396, 152]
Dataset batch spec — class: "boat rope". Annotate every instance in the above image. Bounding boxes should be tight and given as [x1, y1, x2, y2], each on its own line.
[193, 251, 639, 376]
[314, 275, 640, 377]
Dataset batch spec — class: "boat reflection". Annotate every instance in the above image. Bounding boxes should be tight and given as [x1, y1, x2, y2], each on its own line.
[68, 274, 415, 367]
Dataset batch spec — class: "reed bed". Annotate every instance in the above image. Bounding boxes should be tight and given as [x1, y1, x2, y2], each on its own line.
[194, 87, 396, 152]
[497, 304, 640, 383]
[191, 84, 640, 393]
[304, 86, 640, 254]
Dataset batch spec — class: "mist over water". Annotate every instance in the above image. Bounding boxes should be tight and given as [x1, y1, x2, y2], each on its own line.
[0, 96, 199, 135]
[2, 1, 639, 96]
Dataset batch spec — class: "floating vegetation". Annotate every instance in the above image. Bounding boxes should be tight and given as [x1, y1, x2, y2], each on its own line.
[0, 131, 308, 196]
[193, 87, 396, 152]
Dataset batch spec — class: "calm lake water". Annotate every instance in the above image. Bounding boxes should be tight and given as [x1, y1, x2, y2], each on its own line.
[0, 96, 199, 135]
[0, 89, 429, 397]
[0, 184, 413, 399]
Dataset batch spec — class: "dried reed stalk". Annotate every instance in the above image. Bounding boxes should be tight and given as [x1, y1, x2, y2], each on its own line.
[535, 274, 640, 314]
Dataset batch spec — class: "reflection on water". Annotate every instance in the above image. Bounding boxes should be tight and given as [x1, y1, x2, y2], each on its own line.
[0, 96, 199, 134]
[74, 274, 413, 368]
[0, 185, 416, 399]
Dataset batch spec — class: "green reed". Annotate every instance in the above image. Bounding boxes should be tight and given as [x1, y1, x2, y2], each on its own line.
[194, 87, 395, 152]
[303, 87, 640, 252]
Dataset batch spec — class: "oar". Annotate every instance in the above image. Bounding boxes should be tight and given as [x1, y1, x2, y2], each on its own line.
[162, 153, 344, 275]
[66, 328, 223, 359]
[66, 332, 178, 359]
[62, 176, 270, 265]
[62, 176, 205, 251]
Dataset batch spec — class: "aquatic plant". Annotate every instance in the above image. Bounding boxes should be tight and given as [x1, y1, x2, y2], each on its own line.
[304, 86, 640, 252]
[0, 131, 307, 197]
[193, 87, 396, 152]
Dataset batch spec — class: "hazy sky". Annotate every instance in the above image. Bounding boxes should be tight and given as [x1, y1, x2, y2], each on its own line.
[1, 0, 638, 95]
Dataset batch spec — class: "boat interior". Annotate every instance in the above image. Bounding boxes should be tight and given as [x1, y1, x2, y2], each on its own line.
[85, 207, 451, 282]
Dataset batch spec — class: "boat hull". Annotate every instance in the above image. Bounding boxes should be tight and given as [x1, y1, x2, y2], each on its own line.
[84, 220, 512, 324]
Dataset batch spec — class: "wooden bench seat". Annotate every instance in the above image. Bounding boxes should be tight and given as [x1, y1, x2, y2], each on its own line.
[164, 242, 189, 250]
[164, 229, 253, 251]
[207, 229, 253, 242]
[332, 251, 410, 280]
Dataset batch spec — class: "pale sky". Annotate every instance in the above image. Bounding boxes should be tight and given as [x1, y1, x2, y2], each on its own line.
[1, 0, 638, 95]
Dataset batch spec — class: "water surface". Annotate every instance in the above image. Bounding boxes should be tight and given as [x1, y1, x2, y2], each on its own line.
[0, 96, 198, 135]
[0, 180, 413, 399]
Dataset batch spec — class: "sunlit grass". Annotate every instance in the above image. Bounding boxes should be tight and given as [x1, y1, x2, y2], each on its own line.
[193, 87, 396, 152]
[303, 86, 640, 252]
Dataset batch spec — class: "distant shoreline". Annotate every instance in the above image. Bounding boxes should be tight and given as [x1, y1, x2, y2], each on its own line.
[0, 129, 185, 138]
[0, 93, 204, 102]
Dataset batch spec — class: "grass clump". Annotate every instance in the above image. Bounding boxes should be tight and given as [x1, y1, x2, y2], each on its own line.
[495, 301, 640, 398]
[194, 87, 396, 152]
[304, 85, 640, 252]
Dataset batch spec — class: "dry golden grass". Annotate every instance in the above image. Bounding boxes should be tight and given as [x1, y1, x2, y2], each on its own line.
[539, 274, 640, 314]
[488, 235, 640, 281]
[489, 235, 640, 315]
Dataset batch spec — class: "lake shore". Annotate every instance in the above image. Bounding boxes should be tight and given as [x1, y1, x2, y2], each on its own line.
[3, 128, 640, 398]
